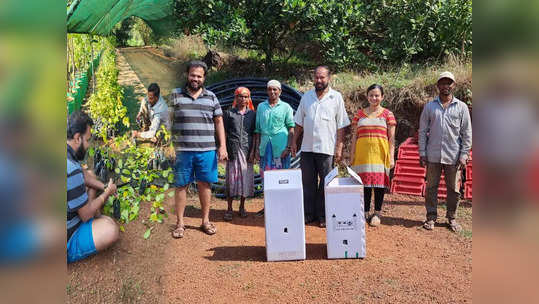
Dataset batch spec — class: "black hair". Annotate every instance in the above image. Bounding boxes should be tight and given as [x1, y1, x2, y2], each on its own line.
[67, 111, 93, 139]
[186, 60, 208, 76]
[367, 84, 384, 96]
[315, 65, 331, 76]
[147, 83, 160, 97]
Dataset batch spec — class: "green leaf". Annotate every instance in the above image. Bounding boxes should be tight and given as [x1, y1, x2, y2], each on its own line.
[168, 191, 175, 198]
[163, 183, 169, 191]
[121, 209, 129, 221]
[143, 227, 151, 239]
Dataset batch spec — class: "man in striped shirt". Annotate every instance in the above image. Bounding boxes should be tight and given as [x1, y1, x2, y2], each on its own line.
[170, 61, 228, 238]
[67, 111, 118, 263]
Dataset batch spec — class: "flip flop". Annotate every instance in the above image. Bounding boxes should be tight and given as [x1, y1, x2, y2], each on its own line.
[200, 222, 217, 235]
[171, 225, 185, 238]
[423, 220, 435, 230]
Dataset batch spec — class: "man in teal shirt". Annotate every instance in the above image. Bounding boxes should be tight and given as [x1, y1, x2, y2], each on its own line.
[254, 80, 295, 216]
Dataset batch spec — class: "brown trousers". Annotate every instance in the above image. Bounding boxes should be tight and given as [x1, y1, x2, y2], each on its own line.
[425, 162, 461, 221]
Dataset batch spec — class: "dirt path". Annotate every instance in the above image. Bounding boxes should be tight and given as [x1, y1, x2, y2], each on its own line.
[118, 47, 184, 98]
[67, 194, 472, 303]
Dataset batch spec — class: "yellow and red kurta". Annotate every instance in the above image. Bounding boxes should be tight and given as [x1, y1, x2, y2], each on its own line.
[351, 108, 396, 188]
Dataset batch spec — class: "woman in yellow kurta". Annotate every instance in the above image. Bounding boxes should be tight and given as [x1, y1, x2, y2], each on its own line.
[350, 84, 396, 227]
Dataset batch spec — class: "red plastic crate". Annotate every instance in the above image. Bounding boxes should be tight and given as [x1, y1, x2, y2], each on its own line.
[392, 174, 425, 184]
[397, 145, 420, 160]
[465, 163, 473, 181]
[394, 159, 426, 177]
[391, 174, 425, 196]
[401, 137, 418, 146]
[464, 181, 472, 200]
[391, 181, 424, 196]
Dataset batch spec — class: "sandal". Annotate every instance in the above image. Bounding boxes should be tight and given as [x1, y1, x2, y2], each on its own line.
[238, 208, 248, 218]
[423, 220, 435, 230]
[223, 210, 233, 222]
[448, 219, 462, 233]
[200, 222, 217, 235]
[172, 225, 185, 238]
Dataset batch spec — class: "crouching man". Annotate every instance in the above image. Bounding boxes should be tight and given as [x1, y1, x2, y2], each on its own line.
[67, 111, 119, 263]
[132, 83, 171, 143]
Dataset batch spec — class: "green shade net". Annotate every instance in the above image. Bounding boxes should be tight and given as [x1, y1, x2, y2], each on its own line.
[67, 0, 175, 36]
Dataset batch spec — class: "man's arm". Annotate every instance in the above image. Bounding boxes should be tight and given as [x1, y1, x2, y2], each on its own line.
[137, 97, 147, 120]
[138, 116, 161, 139]
[334, 97, 351, 163]
[77, 179, 117, 222]
[214, 116, 228, 161]
[458, 104, 472, 168]
[291, 125, 303, 157]
[291, 99, 305, 157]
[83, 169, 105, 191]
[418, 103, 430, 167]
[334, 127, 345, 163]
[280, 127, 295, 158]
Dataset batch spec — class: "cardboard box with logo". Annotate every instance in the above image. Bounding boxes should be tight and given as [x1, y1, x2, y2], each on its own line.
[324, 166, 366, 259]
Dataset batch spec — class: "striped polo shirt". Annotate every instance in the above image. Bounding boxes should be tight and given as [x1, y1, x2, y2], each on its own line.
[67, 145, 89, 241]
[170, 87, 223, 152]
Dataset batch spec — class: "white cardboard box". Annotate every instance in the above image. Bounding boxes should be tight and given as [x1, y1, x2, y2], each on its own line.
[324, 166, 366, 259]
[264, 169, 306, 261]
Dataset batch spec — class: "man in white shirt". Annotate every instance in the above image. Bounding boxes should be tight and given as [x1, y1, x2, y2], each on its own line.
[132, 83, 171, 141]
[291, 66, 350, 227]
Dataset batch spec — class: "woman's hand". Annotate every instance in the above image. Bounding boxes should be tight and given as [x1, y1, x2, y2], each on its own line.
[254, 149, 260, 162]
[248, 149, 255, 164]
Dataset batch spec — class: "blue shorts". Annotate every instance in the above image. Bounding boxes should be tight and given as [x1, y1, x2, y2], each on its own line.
[67, 219, 96, 263]
[174, 150, 218, 187]
[0, 221, 38, 263]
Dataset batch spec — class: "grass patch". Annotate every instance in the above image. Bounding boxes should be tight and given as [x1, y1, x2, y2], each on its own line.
[119, 278, 144, 303]
[162, 35, 208, 61]
[460, 229, 472, 238]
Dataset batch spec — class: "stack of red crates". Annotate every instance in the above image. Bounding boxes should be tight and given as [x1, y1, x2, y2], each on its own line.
[464, 151, 472, 200]
[391, 137, 425, 196]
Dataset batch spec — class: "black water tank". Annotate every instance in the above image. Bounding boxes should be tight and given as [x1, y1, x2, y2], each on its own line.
[206, 78, 304, 198]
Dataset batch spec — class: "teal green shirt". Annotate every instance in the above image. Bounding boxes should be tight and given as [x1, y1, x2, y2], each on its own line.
[255, 99, 295, 158]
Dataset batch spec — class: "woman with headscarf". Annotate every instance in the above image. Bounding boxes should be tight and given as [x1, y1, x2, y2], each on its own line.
[254, 80, 296, 216]
[222, 87, 257, 221]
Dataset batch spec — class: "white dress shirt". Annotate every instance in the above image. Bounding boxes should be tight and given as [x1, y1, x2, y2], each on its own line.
[294, 88, 350, 155]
